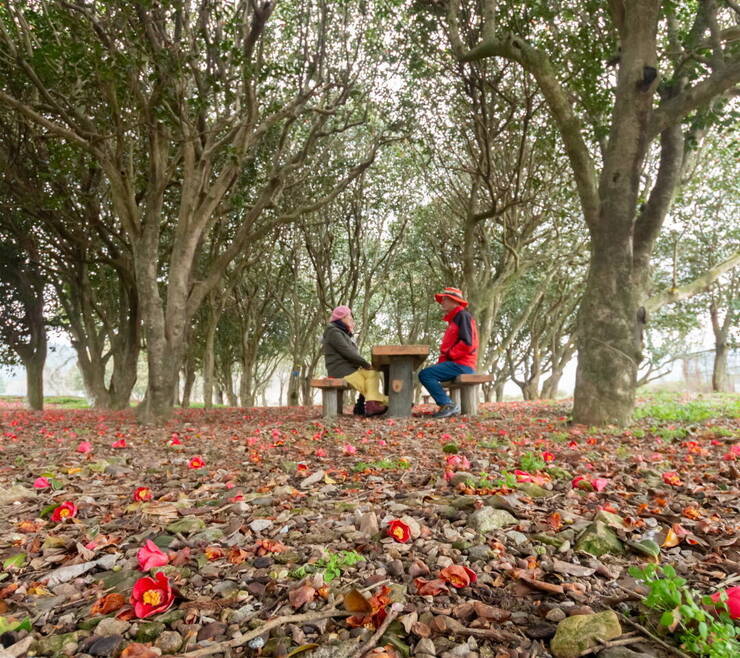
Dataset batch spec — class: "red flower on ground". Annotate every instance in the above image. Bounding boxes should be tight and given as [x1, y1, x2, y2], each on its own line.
[130, 572, 175, 618]
[133, 487, 153, 502]
[50, 501, 77, 522]
[662, 471, 682, 486]
[414, 577, 448, 596]
[112, 438, 127, 448]
[440, 564, 477, 588]
[137, 539, 169, 571]
[710, 586, 740, 620]
[542, 451, 555, 462]
[76, 441, 93, 453]
[387, 519, 411, 543]
[33, 477, 51, 489]
[188, 456, 205, 469]
[445, 454, 471, 470]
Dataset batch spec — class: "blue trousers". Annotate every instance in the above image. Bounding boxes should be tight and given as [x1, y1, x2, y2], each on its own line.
[419, 362, 475, 406]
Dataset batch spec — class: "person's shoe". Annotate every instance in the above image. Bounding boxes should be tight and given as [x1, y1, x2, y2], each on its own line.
[353, 395, 366, 416]
[432, 403, 460, 418]
[364, 401, 388, 417]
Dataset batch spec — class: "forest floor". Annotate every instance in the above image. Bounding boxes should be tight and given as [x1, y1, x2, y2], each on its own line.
[0, 393, 738, 658]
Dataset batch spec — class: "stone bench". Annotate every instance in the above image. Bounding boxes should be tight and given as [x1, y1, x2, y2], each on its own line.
[310, 378, 351, 418]
[444, 374, 493, 416]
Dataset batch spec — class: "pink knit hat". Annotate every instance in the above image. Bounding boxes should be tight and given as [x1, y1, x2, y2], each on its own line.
[330, 305, 351, 322]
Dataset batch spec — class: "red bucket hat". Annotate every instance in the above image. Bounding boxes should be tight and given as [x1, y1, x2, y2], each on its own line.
[434, 286, 468, 307]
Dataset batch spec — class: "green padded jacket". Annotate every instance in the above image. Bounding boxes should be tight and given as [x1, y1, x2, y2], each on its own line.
[322, 322, 371, 378]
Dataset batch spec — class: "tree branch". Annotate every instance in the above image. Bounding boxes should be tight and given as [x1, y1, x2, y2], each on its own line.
[646, 250, 740, 312]
[647, 57, 740, 141]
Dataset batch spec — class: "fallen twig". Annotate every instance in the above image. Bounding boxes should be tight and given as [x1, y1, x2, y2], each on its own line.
[616, 612, 693, 658]
[350, 602, 403, 658]
[174, 607, 353, 657]
[579, 633, 642, 655]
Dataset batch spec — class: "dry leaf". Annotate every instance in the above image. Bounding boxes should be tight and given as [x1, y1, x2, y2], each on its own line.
[90, 592, 126, 616]
[288, 584, 316, 610]
[343, 588, 372, 613]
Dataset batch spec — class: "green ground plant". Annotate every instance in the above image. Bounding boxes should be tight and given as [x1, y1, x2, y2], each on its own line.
[629, 564, 739, 657]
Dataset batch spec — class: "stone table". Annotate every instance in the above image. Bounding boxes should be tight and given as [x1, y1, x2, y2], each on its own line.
[372, 345, 429, 417]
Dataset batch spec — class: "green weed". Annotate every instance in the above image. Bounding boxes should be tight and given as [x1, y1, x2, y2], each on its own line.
[290, 550, 364, 582]
[629, 564, 739, 657]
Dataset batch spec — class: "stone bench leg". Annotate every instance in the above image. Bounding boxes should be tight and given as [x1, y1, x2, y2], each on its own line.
[459, 385, 479, 416]
[322, 389, 344, 418]
[450, 388, 461, 407]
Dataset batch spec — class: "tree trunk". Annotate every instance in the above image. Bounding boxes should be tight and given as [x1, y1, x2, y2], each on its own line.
[215, 388, 224, 405]
[712, 342, 730, 392]
[573, 236, 642, 425]
[202, 322, 217, 410]
[222, 362, 238, 406]
[135, 252, 181, 423]
[182, 363, 196, 408]
[24, 349, 45, 411]
[287, 364, 302, 406]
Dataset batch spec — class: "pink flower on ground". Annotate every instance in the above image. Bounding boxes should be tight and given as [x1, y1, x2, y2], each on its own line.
[315, 448, 327, 458]
[76, 441, 93, 453]
[137, 539, 169, 571]
[445, 455, 471, 470]
[112, 439, 127, 448]
[33, 477, 51, 489]
[343, 444, 357, 456]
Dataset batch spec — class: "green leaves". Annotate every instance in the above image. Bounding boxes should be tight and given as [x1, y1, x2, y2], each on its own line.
[0, 616, 32, 634]
[2, 553, 26, 570]
[629, 564, 740, 657]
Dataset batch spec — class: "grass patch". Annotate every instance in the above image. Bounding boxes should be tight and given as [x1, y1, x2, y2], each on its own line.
[633, 394, 740, 423]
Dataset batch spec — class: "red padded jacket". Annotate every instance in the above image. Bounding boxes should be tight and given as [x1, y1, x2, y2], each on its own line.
[438, 306, 478, 368]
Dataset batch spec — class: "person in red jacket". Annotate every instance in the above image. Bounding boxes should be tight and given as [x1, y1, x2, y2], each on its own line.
[419, 287, 478, 418]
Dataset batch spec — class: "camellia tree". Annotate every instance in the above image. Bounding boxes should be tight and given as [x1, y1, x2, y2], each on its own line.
[440, 0, 740, 423]
[0, 0, 399, 422]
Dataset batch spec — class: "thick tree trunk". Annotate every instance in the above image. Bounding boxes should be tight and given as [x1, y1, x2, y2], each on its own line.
[135, 254, 182, 423]
[573, 237, 642, 425]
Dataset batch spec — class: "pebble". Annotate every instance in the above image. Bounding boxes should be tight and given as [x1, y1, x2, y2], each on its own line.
[155, 630, 183, 654]
[546, 608, 567, 622]
[93, 617, 131, 636]
[249, 519, 273, 532]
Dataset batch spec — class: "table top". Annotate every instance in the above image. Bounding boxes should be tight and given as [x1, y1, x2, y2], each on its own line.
[371, 344, 429, 368]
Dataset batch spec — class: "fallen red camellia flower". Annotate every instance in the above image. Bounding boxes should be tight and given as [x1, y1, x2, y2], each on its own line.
[137, 540, 169, 571]
[50, 501, 77, 522]
[710, 586, 740, 620]
[440, 564, 477, 588]
[662, 471, 682, 486]
[572, 475, 609, 492]
[414, 577, 448, 596]
[76, 441, 93, 453]
[387, 519, 411, 543]
[112, 438, 127, 448]
[33, 477, 51, 489]
[132, 487, 153, 502]
[130, 571, 175, 618]
[188, 456, 205, 469]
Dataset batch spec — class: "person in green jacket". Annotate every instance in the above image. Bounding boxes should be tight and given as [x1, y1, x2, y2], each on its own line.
[322, 306, 388, 417]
